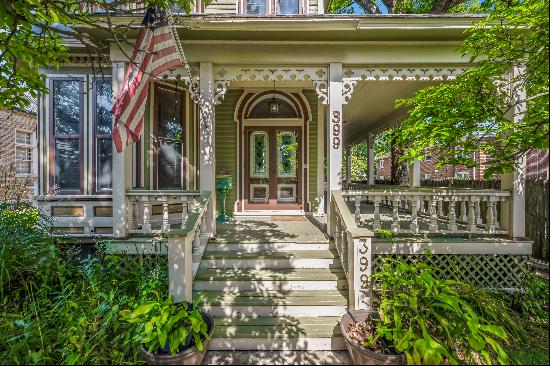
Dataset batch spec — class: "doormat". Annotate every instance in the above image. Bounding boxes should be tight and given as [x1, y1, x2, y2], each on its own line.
[271, 216, 306, 221]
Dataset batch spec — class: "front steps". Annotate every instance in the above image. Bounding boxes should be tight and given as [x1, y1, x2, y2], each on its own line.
[194, 240, 348, 351]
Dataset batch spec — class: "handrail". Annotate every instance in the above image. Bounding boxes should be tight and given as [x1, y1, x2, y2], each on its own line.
[166, 191, 212, 304]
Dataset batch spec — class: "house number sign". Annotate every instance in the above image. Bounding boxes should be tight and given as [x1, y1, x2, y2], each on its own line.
[332, 111, 341, 149]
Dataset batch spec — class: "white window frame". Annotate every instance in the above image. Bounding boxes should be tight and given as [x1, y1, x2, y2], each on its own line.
[455, 171, 470, 179]
[424, 173, 432, 179]
[15, 129, 33, 176]
[241, 0, 305, 14]
[379, 159, 384, 169]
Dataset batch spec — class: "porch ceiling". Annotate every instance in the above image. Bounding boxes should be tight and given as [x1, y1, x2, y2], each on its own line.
[343, 80, 441, 146]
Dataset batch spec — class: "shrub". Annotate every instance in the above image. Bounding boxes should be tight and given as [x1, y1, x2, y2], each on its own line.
[0, 204, 168, 364]
[369, 257, 510, 365]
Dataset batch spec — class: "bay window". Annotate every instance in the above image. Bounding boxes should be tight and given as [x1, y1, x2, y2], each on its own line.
[93, 78, 113, 193]
[50, 78, 84, 193]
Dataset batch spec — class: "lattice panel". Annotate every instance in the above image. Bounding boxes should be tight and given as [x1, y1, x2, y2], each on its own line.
[372, 254, 529, 289]
[108, 254, 168, 284]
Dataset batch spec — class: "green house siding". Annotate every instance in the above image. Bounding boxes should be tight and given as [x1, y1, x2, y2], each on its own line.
[187, 93, 196, 190]
[204, 0, 236, 14]
[215, 90, 243, 215]
[304, 90, 319, 212]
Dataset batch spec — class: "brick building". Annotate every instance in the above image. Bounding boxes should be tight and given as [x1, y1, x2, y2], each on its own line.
[375, 148, 549, 181]
[0, 99, 37, 179]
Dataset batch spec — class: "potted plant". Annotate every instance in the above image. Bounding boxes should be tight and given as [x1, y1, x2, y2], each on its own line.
[121, 296, 214, 365]
[341, 256, 510, 365]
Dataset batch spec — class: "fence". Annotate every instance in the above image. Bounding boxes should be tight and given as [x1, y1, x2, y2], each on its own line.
[421, 178, 501, 190]
[526, 179, 549, 262]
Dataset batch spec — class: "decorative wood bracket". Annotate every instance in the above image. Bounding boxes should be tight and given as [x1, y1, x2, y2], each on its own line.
[213, 66, 329, 105]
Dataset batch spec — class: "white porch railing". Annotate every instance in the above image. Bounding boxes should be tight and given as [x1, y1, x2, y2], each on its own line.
[342, 188, 512, 235]
[330, 190, 532, 311]
[112, 190, 213, 304]
[126, 190, 206, 235]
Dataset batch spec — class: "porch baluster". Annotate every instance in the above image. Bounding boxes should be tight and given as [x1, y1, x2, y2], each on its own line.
[437, 198, 444, 217]
[193, 227, 201, 254]
[486, 198, 495, 233]
[391, 199, 400, 233]
[460, 198, 468, 222]
[142, 195, 152, 233]
[475, 200, 482, 225]
[448, 197, 457, 232]
[419, 197, 426, 214]
[180, 199, 188, 229]
[161, 196, 170, 232]
[354, 196, 361, 225]
[494, 199, 501, 229]
[467, 197, 477, 232]
[410, 197, 419, 233]
[429, 198, 438, 232]
[373, 196, 381, 231]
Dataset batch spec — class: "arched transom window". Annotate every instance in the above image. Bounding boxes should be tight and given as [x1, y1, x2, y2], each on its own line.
[247, 94, 299, 119]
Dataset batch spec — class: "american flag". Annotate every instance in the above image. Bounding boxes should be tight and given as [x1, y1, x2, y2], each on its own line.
[111, 7, 182, 153]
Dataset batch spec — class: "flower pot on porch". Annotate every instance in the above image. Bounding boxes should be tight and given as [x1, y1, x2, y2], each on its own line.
[140, 312, 215, 365]
[341, 309, 406, 365]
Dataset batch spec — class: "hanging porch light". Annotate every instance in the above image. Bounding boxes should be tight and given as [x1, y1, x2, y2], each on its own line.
[268, 80, 280, 115]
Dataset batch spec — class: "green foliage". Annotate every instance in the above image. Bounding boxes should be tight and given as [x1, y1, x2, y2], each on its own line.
[328, 0, 480, 15]
[0, 0, 197, 112]
[368, 257, 510, 365]
[512, 273, 549, 323]
[0, 204, 168, 364]
[121, 296, 209, 355]
[396, 0, 549, 177]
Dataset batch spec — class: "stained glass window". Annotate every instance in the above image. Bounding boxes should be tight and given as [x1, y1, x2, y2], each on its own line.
[277, 131, 297, 177]
[250, 132, 268, 177]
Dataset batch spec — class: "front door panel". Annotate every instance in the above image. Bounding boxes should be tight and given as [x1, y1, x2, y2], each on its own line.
[244, 126, 302, 210]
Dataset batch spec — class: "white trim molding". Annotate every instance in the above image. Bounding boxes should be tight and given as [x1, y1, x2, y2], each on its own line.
[340, 65, 471, 104]
[213, 66, 329, 105]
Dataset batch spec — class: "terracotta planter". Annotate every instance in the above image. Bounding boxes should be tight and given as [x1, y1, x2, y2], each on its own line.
[140, 312, 215, 365]
[341, 309, 406, 365]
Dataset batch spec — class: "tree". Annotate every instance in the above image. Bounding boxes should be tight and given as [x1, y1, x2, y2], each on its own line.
[327, 0, 478, 15]
[395, 0, 549, 177]
[0, 0, 195, 112]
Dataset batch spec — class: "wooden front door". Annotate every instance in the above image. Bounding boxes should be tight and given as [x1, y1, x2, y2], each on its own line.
[244, 126, 302, 210]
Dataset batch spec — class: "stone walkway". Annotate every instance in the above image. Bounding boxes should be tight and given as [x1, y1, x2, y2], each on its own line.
[203, 351, 352, 365]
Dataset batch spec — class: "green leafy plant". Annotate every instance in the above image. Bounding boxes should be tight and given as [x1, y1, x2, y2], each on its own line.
[367, 257, 510, 365]
[512, 273, 549, 323]
[121, 296, 209, 355]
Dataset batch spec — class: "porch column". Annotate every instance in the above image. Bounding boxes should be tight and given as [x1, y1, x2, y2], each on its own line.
[367, 132, 375, 186]
[501, 66, 526, 239]
[327, 63, 343, 237]
[408, 159, 421, 188]
[199, 62, 216, 235]
[112, 60, 132, 238]
[345, 146, 352, 187]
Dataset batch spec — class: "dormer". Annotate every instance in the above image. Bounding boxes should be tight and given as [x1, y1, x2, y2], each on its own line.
[199, 0, 324, 15]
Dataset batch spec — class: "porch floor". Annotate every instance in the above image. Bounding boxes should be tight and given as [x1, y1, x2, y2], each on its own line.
[214, 216, 329, 243]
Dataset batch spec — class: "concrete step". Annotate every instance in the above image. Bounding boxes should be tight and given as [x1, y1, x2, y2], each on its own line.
[208, 316, 345, 351]
[201, 250, 339, 269]
[205, 242, 334, 252]
[193, 268, 348, 291]
[197, 290, 348, 317]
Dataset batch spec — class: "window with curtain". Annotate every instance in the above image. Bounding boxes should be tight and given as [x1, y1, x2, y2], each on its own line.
[156, 85, 185, 189]
[94, 78, 113, 192]
[51, 78, 83, 192]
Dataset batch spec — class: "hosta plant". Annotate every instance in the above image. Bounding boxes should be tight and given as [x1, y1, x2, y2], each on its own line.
[121, 295, 209, 355]
[367, 257, 510, 365]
